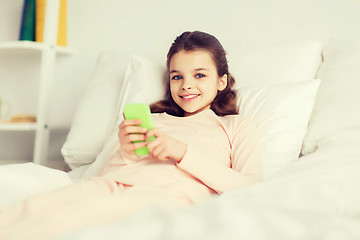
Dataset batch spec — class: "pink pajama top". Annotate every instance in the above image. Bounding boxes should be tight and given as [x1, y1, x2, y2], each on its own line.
[100, 109, 263, 203]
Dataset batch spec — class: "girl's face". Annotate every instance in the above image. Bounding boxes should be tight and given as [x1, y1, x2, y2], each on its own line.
[169, 50, 227, 117]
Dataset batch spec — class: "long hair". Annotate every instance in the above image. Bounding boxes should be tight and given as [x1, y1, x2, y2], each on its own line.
[150, 31, 238, 117]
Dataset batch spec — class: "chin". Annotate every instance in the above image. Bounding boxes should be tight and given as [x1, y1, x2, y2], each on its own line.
[184, 108, 203, 116]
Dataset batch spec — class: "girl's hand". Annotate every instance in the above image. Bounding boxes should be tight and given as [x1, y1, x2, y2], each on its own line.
[146, 128, 186, 163]
[118, 119, 148, 156]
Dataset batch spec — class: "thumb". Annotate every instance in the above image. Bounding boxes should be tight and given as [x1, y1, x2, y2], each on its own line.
[146, 128, 160, 141]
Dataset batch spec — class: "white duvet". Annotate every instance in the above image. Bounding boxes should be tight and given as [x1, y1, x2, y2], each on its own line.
[1, 141, 360, 240]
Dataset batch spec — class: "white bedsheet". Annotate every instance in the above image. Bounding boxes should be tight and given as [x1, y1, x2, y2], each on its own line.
[1, 142, 360, 239]
[60, 142, 360, 240]
[0, 162, 72, 209]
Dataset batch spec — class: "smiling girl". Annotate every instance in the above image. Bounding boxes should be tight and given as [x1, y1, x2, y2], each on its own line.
[0, 31, 263, 240]
[114, 31, 263, 192]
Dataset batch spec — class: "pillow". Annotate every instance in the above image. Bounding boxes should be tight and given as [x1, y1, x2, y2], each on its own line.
[61, 50, 131, 169]
[65, 40, 322, 171]
[80, 55, 321, 179]
[228, 39, 323, 86]
[81, 55, 166, 178]
[302, 39, 360, 154]
[237, 79, 321, 178]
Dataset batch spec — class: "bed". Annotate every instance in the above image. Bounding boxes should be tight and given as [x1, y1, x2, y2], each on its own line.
[1, 38, 360, 239]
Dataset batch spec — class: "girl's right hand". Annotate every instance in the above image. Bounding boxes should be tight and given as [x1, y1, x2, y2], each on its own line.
[118, 119, 148, 156]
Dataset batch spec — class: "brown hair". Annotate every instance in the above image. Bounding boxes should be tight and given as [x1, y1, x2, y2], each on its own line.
[150, 31, 238, 117]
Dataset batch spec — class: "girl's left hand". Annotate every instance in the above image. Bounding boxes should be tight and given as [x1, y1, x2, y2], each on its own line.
[145, 128, 186, 163]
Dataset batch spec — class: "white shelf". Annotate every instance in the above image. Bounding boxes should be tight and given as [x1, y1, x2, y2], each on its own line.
[0, 159, 30, 165]
[0, 122, 37, 131]
[0, 159, 70, 171]
[0, 41, 73, 55]
[1, 0, 69, 166]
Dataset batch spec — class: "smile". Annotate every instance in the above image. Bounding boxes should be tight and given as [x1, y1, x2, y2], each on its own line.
[180, 94, 200, 101]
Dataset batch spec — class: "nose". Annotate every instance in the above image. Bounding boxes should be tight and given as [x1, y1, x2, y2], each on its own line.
[181, 78, 193, 90]
[182, 85, 192, 90]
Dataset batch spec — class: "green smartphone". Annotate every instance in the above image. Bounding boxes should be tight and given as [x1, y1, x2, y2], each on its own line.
[123, 103, 155, 156]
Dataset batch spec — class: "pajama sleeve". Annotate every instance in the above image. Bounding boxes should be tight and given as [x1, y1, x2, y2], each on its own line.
[100, 141, 143, 176]
[176, 117, 263, 194]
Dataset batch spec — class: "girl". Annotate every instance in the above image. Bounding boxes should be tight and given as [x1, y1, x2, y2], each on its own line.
[0, 31, 263, 240]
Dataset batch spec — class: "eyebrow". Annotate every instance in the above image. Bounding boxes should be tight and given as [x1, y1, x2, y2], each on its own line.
[169, 70, 179, 74]
[194, 68, 210, 72]
[169, 68, 210, 74]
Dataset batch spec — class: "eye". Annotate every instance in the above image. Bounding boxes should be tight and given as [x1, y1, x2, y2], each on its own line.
[171, 75, 182, 80]
[195, 73, 205, 78]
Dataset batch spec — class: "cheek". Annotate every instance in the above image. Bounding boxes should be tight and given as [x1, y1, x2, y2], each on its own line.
[170, 82, 178, 98]
[201, 81, 218, 96]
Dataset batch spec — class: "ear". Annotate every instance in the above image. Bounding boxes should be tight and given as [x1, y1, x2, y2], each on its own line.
[218, 74, 228, 91]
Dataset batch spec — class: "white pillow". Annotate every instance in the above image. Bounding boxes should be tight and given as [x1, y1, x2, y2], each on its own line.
[237, 80, 321, 178]
[80, 55, 321, 179]
[302, 39, 360, 154]
[81, 55, 166, 178]
[61, 50, 131, 169]
[65, 40, 323, 171]
[228, 39, 323, 86]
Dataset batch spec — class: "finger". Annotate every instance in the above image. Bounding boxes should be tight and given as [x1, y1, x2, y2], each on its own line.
[145, 128, 155, 139]
[131, 141, 148, 151]
[119, 119, 142, 129]
[122, 133, 146, 146]
[120, 131, 144, 145]
[119, 127, 145, 145]
[123, 141, 147, 152]
[146, 136, 161, 152]
[127, 133, 146, 142]
[158, 151, 170, 161]
[146, 128, 162, 140]
[152, 143, 166, 157]
[122, 126, 147, 135]
[153, 144, 171, 161]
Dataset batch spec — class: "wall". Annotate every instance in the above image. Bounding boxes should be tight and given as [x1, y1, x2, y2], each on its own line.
[0, 0, 359, 163]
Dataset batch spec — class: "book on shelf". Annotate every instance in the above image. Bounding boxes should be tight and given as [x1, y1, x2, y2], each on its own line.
[57, 0, 67, 46]
[36, 0, 67, 46]
[19, 0, 36, 41]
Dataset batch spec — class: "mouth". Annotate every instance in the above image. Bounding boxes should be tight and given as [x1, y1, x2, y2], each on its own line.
[180, 94, 200, 101]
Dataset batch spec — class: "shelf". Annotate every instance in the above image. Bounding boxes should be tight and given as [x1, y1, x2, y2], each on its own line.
[0, 159, 70, 171]
[0, 41, 73, 55]
[0, 159, 31, 165]
[0, 122, 37, 131]
[1, 0, 69, 166]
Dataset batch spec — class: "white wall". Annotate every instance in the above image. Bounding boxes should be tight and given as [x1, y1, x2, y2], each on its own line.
[1, 0, 360, 162]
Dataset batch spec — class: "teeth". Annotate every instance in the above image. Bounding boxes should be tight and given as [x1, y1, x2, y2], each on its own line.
[182, 94, 198, 99]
